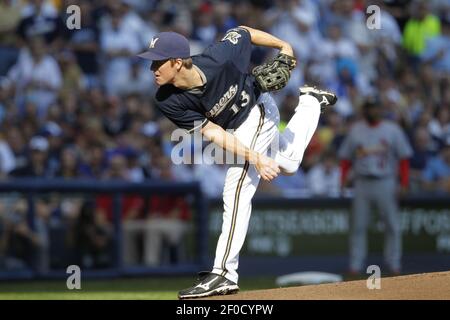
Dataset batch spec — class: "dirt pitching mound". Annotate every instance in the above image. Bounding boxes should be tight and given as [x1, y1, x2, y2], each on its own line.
[207, 271, 450, 300]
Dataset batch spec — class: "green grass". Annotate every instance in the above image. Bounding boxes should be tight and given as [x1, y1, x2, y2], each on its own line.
[0, 276, 277, 300]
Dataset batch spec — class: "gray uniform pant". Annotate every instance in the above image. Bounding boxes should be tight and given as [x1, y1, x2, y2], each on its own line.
[123, 219, 188, 266]
[350, 177, 401, 272]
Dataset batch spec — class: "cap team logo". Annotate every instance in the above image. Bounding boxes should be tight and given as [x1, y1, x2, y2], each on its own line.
[221, 30, 241, 45]
[149, 37, 159, 48]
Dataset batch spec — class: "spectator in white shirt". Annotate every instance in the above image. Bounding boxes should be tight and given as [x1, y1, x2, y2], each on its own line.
[115, 58, 154, 97]
[7, 36, 62, 119]
[428, 106, 450, 147]
[0, 135, 15, 176]
[266, 0, 321, 65]
[100, 7, 141, 96]
[119, 0, 159, 50]
[18, 0, 62, 45]
[307, 150, 341, 197]
[265, 0, 321, 102]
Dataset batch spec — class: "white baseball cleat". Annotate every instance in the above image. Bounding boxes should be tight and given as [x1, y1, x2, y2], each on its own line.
[178, 271, 239, 299]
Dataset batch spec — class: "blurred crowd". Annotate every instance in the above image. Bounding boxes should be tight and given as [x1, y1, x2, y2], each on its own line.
[0, 0, 449, 271]
[0, 0, 449, 196]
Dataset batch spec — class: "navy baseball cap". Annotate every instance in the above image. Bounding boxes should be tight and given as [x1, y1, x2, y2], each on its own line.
[137, 32, 190, 61]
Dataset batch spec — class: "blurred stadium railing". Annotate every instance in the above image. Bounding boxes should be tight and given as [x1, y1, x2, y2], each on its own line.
[1, 179, 449, 280]
[0, 179, 208, 280]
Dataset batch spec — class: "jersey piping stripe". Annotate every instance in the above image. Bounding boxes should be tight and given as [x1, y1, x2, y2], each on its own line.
[187, 119, 209, 134]
[220, 103, 265, 277]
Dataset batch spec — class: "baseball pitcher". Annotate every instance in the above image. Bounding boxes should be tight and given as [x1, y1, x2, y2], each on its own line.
[138, 26, 337, 299]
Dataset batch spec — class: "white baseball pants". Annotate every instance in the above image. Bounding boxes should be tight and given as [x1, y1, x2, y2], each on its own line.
[211, 92, 321, 283]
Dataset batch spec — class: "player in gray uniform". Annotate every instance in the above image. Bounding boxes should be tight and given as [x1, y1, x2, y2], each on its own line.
[338, 98, 413, 275]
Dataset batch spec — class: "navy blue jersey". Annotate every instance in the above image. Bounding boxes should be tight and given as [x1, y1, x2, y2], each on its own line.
[155, 28, 260, 133]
